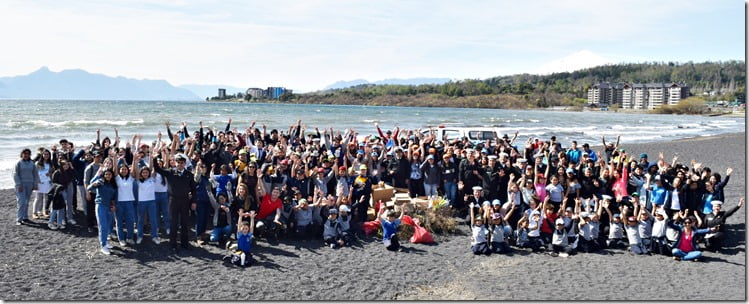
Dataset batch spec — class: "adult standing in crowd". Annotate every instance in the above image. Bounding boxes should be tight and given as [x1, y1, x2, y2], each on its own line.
[13, 148, 39, 225]
[153, 136, 197, 252]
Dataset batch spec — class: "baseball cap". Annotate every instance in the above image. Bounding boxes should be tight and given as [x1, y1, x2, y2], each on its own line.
[359, 164, 367, 170]
[492, 199, 502, 206]
[555, 218, 564, 225]
[482, 201, 491, 207]
[566, 168, 574, 174]
[328, 208, 338, 215]
[640, 153, 648, 159]
[339, 205, 351, 213]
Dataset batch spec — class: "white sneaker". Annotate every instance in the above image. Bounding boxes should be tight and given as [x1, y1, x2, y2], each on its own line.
[153, 237, 161, 245]
[136, 237, 143, 244]
[60, 224, 66, 230]
[68, 219, 77, 225]
[119, 241, 127, 247]
[559, 252, 569, 258]
[126, 239, 135, 245]
[100, 247, 111, 255]
[105, 243, 114, 249]
[48, 223, 58, 230]
[166, 229, 170, 235]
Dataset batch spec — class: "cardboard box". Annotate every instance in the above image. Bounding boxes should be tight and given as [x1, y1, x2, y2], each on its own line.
[371, 185, 395, 206]
[394, 187, 409, 194]
[367, 208, 376, 221]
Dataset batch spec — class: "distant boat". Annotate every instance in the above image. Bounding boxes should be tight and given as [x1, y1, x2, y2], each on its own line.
[600, 107, 608, 111]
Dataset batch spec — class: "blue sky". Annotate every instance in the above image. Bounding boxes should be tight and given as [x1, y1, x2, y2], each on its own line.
[0, 0, 744, 92]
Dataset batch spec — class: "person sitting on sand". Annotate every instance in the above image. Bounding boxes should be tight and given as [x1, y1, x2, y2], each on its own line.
[469, 202, 490, 255]
[208, 192, 233, 245]
[337, 204, 353, 246]
[550, 218, 575, 257]
[381, 208, 405, 251]
[602, 200, 626, 249]
[703, 198, 744, 253]
[669, 210, 718, 262]
[254, 184, 284, 240]
[650, 208, 669, 255]
[228, 210, 255, 267]
[322, 208, 343, 249]
[525, 210, 545, 253]
[622, 205, 648, 255]
[489, 212, 512, 254]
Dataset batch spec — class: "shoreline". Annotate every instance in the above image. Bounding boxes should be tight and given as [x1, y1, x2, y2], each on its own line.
[2, 133, 745, 301]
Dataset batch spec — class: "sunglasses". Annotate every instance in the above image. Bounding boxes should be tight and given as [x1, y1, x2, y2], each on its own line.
[683, 221, 692, 224]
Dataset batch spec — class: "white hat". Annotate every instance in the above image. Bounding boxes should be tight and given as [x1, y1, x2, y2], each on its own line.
[711, 200, 723, 206]
[656, 209, 667, 217]
[339, 204, 351, 213]
[472, 186, 483, 191]
[555, 218, 564, 225]
[531, 210, 540, 216]
[601, 195, 613, 201]
[487, 155, 498, 160]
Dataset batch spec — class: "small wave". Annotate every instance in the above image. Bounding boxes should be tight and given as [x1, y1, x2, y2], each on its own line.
[7, 119, 143, 128]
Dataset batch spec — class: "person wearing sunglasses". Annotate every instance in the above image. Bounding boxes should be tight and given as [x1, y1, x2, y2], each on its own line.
[669, 209, 718, 261]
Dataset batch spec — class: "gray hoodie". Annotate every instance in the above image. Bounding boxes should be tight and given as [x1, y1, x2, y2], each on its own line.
[13, 159, 39, 187]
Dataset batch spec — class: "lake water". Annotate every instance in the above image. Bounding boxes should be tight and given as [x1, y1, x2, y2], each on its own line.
[1, 99, 745, 188]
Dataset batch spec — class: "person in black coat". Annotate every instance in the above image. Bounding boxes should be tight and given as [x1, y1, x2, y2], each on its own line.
[704, 198, 744, 252]
[153, 145, 197, 252]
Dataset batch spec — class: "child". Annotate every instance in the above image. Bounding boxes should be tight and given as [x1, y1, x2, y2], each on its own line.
[229, 210, 255, 267]
[515, 216, 531, 249]
[489, 212, 511, 254]
[469, 202, 490, 255]
[337, 204, 353, 246]
[47, 183, 67, 230]
[622, 206, 647, 255]
[210, 163, 236, 198]
[209, 193, 233, 245]
[602, 200, 626, 249]
[637, 209, 653, 254]
[323, 208, 343, 249]
[550, 218, 574, 257]
[292, 198, 315, 237]
[650, 208, 669, 255]
[381, 208, 404, 251]
[526, 210, 545, 252]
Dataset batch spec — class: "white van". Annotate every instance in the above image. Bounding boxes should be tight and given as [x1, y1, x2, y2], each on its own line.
[420, 125, 499, 144]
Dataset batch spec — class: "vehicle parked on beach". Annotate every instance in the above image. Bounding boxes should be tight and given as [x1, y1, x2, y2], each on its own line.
[420, 125, 499, 144]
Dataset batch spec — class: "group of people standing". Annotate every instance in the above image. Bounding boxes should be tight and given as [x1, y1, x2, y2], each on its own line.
[12, 119, 743, 262]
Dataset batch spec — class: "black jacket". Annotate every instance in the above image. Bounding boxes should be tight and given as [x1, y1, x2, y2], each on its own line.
[153, 161, 196, 201]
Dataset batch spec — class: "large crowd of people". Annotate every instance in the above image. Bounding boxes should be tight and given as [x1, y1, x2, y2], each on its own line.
[12, 118, 744, 264]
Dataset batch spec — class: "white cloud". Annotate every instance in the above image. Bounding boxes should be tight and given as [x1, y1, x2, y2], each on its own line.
[0, 0, 741, 92]
[534, 50, 614, 75]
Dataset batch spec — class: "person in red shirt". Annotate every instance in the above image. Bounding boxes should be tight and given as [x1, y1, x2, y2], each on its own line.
[540, 203, 559, 250]
[254, 184, 283, 240]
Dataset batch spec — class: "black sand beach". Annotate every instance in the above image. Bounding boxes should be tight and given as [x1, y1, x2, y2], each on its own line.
[1, 133, 745, 301]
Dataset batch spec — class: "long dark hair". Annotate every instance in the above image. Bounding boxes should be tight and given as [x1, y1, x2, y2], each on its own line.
[36, 149, 52, 168]
[103, 169, 118, 189]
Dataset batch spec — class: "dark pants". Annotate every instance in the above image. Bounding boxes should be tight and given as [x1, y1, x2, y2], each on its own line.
[385, 235, 400, 251]
[86, 192, 97, 228]
[194, 200, 210, 239]
[552, 244, 575, 255]
[472, 242, 490, 255]
[491, 241, 511, 254]
[579, 238, 599, 253]
[408, 178, 424, 198]
[352, 193, 371, 224]
[651, 236, 670, 255]
[169, 197, 191, 247]
[705, 232, 724, 252]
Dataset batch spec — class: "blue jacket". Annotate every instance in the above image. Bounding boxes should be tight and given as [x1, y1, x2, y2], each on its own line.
[87, 175, 117, 206]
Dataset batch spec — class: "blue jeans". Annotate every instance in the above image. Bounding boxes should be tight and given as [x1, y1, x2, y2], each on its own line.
[137, 200, 159, 239]
[195, 199, 210, 237]
[95, 203, 114, 247]
[155, 192, 170, 234]
[443, 181, 457, 206]
[115, 200, 136, 242]
[672, 248, 702, 261]
[49, 208, 65, 226]
[211, 225, 232, 242]
[16, 182, 34, 222]
[424, 183, 438, 197]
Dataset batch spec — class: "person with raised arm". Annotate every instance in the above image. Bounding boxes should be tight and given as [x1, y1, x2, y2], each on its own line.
[153, 134, 197, 253]
[669, 209, 718, 261]
[703, 197, 744, 252]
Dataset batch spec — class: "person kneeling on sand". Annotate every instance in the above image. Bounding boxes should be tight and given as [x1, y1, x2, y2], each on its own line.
[381, 208, 404, 251]
[469, 202, 490, 255]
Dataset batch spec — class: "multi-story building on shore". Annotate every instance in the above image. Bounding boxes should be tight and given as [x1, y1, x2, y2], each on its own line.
[588, 82, 689, 109]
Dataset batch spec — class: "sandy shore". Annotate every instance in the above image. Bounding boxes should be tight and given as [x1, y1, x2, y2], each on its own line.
[1, 132, 745, 301]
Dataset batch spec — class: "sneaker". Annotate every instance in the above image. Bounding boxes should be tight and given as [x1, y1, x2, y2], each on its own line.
[197, 239, 206, 246]
[87, 227, 95, 233]
[100, 247, 111, 255]
[136, 237, 143, 244]
[48, 223, 58, 230]
[126, 239, 135, 245]
[559, 252, 569, 258]
[22, 219, 33, 224]
[68, 219, 77, 225]
[330, 243, 336, 249]
[153, 237, 161, 245]
[119, 241, 127, 247]
[32, 213, 39, 219]
[60, 224, 66, 230]
[105, 243, 114, 249]
[16, 221, 22, 226]
[673, 256, 681, 261]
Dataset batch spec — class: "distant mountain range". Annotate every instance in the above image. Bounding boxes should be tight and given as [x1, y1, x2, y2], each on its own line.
[0, 67, 200, 100]
[323, 78, 451, 90]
